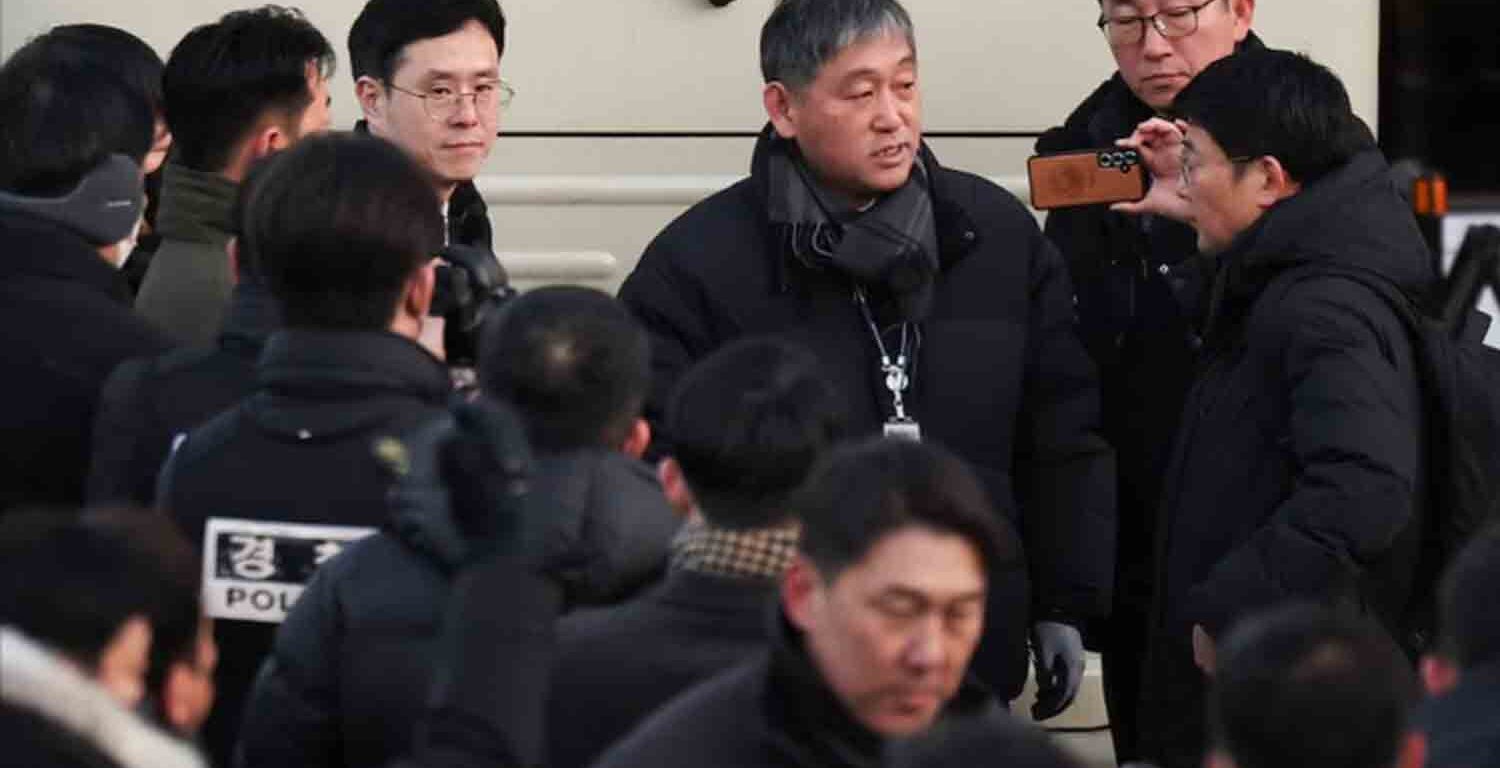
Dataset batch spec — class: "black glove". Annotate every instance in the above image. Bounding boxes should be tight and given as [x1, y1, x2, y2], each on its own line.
[377, 398, 535, 568]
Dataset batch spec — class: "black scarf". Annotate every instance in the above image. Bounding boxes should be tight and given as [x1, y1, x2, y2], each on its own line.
[764, 130, 940, 323]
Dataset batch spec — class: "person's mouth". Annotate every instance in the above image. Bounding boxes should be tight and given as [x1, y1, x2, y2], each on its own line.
[872, 142, 910, 165]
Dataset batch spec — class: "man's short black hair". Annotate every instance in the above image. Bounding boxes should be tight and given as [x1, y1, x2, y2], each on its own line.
[45, 24, 165, 121]
[478, 286, 649, 453]
[163, 5, 334, 174]
[0, 34, 153, 196]
[667, 338, 845, 529]
[348, 0, 506, 84]
[1173, 49, 1375, 187]
[1211, 604, 1418, 768]
[0, 508, 198, 681]
[1437, 524, 1500, 669]
[78, 508, 202, 696]
[245, 132, 443, 330]
[792, 438, 1018, 581]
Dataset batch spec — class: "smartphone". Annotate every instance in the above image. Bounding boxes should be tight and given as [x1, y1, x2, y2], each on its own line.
[1027, 148, 1148, 210]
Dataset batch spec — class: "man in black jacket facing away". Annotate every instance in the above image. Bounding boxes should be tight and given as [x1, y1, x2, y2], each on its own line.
[1034, 0, 1256, 755]
[157, 132, 451, 765]
[237, 286, 679, 768]
[547, 338, 845, 768]
[0, 33, 171, 514]
[618, 0, 1115, 712]
[1119, 50, 1432, 767]
[594, 438, 1023, 768]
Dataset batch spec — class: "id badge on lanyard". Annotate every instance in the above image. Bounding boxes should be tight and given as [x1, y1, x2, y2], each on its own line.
[855, 288, 922, 442]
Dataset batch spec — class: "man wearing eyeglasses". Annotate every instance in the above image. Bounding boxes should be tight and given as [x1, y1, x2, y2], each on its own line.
[349, 0, 509, 363]
[1120, 49, 1431, 768]
[1034, 2, 1258, 762]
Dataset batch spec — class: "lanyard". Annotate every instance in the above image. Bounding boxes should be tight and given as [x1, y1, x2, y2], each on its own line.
[853, 287, 917, 422]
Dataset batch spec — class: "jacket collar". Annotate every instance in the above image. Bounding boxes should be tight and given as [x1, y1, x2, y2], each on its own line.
[257, 328, 451, 402]
[217, 278, 280, 358]
[746, 126, 981, 292]
[155, 163, 237, 245]
[1201, 149, 1432, 341]
[0, 627, 207, 768]
[764, 610, 996, 768]
[0, 211, 133, 303]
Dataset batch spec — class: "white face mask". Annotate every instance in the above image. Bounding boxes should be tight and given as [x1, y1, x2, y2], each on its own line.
[109, 215, 145, 269]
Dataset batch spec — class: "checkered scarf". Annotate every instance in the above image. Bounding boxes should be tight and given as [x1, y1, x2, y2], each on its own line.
[670, 518, 799, 580]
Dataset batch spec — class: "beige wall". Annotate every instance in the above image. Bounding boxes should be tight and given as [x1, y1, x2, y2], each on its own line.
[1, 0, 1380, 289]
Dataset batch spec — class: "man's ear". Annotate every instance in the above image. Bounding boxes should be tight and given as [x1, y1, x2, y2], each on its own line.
[621, 418, 651, 459]
[1420, 653, 1461, 697]
[1250, 154, 1300, 209]
[1231, 0, 1256, 42]
[656, 456, 697, 519]
[404, 260, 437, 321]
[356, 76, 387, 126]
[781, 556, 822, 632]
[764, 82, 799, 140]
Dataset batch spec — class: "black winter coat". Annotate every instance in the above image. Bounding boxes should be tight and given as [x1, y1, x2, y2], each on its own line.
[591, 612, 1000, 768]
[87, 281, 278, 506]
[237, 449, 678, 768]
[548, 569, 778, 768]
[1035, 70, 1212, 617]
[0, 213, 172, 514]
[158, 328, 452, 767]
[618, 135, 1115, 699]
[1138, 151, 1433, 768]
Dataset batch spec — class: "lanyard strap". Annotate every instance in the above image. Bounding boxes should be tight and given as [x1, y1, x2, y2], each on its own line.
[853, 287, 916, 421]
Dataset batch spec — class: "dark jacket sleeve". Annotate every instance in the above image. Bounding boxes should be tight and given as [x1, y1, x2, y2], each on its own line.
[1013, 227, 1117, 624]
[1188, 283, 1421, 635]
[617, 240, 714, 457]
[408, 558, 561, 768]
[86, 357, 160, 506]
[236, 566, 344, 768]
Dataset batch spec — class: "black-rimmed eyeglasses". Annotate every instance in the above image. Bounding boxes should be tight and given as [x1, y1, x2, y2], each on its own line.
[1097, 0, 1225, 47]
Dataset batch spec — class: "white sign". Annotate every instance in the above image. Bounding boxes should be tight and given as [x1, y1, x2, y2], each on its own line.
[202, 518, 376, 624]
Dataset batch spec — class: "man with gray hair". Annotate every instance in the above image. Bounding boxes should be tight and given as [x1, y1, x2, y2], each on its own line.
[619, 0, 1115, 716]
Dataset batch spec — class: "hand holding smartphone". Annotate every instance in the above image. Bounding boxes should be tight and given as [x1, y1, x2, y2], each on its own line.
[1027, 148, 1148, 210]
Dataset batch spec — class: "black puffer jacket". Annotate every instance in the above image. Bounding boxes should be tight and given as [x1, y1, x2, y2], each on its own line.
[158, 329, 452, 767]
[0, 212, 172, 513]
[618, 132, 1115, 699]
[1138, 150, 1434, 768]
[1035, 33, 1267, 619]
[236, 450, 677, 768]
[87, 280, 278, 507]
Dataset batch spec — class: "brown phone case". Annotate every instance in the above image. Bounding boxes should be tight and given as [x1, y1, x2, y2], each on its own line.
[1027, 148, 1148, 210]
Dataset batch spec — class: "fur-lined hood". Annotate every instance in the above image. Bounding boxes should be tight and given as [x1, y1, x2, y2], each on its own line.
[0, 627, 206, 768]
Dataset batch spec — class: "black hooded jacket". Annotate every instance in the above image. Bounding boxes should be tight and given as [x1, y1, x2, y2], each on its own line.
[87, 280, 279, 507]
[157, 328, 452, 767]
[0, 212, 173, 513]
[236, 448, 678, 768]
[1137, 150, 1434, 768]
[618, 131, 1115, 699]
[1035, 33, 1266, 615]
